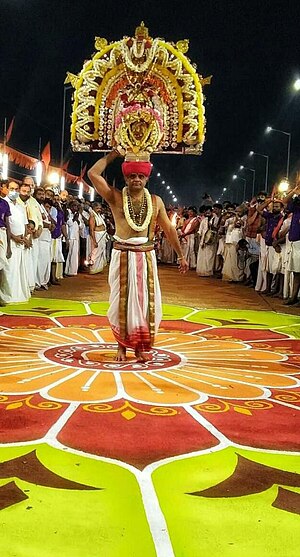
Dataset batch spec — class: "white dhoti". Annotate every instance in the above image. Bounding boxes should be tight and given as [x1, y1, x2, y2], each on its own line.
[51, 237, 64, 264]
[0, 229, 8, 271]
[52, 237, 65, 279]
[196, 244, 217, 276]
[265, 245, 281, 274]
[286, 240, 300, 273]
[31, 238, 39, 287]
[160, 236, 175, 264]
[25, 247, 35, 292]
[182, 234, 196, 269]
[222, 243, 244, 282]
[255, 237, 267, 292]
[65, 239, 79, 276]
[88, 231, 107, 274]
[0, 241, 30, 304]
[107, 237, 162, 351]
[36, 229, 52, 287]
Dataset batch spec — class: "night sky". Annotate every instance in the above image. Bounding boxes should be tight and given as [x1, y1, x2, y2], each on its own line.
[1, 0, 300, 205]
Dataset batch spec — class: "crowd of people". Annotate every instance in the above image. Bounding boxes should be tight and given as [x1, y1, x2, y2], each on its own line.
[1, 175, 300, 307]
[157, 185, 300, 306]
[0, 176, 114, 305]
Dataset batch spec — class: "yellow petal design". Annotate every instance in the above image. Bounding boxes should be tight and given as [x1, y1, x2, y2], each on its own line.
[0, 327, 299, 404]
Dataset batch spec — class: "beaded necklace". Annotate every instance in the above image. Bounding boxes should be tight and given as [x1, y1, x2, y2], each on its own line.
[122, 186, 153, 232]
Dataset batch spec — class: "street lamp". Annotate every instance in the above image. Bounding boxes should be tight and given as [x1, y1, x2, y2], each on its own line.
[240, 166, 255, 198]
[265, 126, 291, 179]
[293, 78, 300, 91]
[232, 174, 246, 202]
[249, 150, 269, 190]
[278, 179, 289, 194]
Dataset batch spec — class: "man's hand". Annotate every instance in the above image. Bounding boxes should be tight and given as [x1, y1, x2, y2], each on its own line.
[178, 257, 189, 274]
[12, 235, 24, 245]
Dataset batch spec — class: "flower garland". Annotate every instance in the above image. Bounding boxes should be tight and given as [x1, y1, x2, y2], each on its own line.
[122, 186, 153, 232]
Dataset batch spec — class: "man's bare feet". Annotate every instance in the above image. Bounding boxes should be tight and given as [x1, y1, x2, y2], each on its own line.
[115, 344, 127, 361]
[135, 347, 152, 363]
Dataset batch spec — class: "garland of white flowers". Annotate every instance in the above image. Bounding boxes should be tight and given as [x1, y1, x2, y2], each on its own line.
[122, 186, 153, 232]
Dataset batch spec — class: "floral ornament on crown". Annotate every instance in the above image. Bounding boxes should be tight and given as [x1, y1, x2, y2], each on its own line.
[67, 22, 211, 158]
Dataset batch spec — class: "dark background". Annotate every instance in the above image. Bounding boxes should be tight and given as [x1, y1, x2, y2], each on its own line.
[1, 0, 300, 204]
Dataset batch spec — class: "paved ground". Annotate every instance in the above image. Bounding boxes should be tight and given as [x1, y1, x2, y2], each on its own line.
[34, 263, 300, 315]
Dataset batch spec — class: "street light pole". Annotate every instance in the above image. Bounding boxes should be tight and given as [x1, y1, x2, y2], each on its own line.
[60, 85, 72, 169]
[249, 151, 269, 190]
[232, 175, 246, 203]
[239, 166, 255, 198]
[265, 126, 291, 180]
[287, 132, 291, 180]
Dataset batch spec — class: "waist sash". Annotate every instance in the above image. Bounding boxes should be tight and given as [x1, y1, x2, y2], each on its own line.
[113, 241, 154, 252]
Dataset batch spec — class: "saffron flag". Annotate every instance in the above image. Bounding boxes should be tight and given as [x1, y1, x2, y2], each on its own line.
[79, 163, 87, 179]
[41, 142, 51, 170]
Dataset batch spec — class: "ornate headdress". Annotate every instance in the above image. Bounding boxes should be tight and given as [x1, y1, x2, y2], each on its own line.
[67, 23, 211, 161]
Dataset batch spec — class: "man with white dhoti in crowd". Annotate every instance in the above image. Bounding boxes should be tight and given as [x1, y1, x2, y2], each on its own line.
[17, 178, 43, 292]
[256, 198, 284, 295]
[180, 206, 199, 269]
[65, 201, 84, 276]
[88, 202, 107, 274]
[51, 195, 67, 283]
[282, 180, 300, 305]
[160, 208, 176, 264]
[88, 151, 188, 363]
[0, 181, 30, 304]
[271, 211, 291, 298]
[59, 189, 70, 273]
[196, 205, 220, 277]
[244, 192, 266, 285]
[24, 219, 36, 291]
[80, 201, 91, 269]
[222, 206, 247, 282]
[0, 180, 12, 303]
[34, 194, 55, 290]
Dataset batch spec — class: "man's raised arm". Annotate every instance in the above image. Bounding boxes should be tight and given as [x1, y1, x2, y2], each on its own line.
[88, 151, 120, 204]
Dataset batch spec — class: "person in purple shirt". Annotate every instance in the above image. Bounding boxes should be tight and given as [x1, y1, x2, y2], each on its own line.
[50, 195, 67, 284]
[282, 181, 300, 304]
[0, 180, 12, 280]
[257, 198, 284, 295]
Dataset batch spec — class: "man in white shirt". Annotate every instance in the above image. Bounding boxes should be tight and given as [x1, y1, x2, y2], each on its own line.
[0, 181, 30, 303]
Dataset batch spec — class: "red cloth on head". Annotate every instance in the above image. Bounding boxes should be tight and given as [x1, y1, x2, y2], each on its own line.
[122, 161, 153, 177]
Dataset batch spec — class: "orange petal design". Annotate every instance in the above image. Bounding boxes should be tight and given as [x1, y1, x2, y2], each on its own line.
[155, 370, 265, 399]
[48, 370, 117, 402]
[0, 327, 299, 404]
[0, 367, 76, 393]
[121, 372, 205, 404]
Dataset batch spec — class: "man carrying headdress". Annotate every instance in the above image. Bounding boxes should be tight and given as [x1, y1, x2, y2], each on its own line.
[88, 152, 188, 362]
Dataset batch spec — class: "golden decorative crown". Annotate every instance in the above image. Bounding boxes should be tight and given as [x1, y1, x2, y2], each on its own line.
[68, 24, 211, 157]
